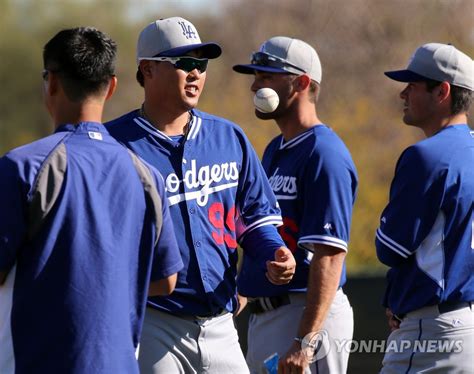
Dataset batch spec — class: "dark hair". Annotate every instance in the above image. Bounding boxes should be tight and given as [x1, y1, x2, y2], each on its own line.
[450, 86, 473, 115]
[43, 27, 117, 101]
[425, 78, 473, 115]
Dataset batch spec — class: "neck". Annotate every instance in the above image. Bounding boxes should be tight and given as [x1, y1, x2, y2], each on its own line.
[53, 100, 103, 128]
[422, 112, 468, 137]
[142, 101, 190, 135]
[276, 103, 322, 141]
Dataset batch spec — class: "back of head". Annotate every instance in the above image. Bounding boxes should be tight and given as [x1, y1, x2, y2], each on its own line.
[43, 27, 117, 102]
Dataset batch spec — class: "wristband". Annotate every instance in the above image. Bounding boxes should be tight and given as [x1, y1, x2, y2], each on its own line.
[294, 337, 304, 345]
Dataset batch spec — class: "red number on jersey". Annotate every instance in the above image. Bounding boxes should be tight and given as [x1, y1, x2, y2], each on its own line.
[208, 202, 238, 249]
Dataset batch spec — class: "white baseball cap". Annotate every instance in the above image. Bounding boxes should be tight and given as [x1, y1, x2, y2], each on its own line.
[233, 36, 322, 83]
[385, 43, 474, 91]
[136, 17, 222, 64]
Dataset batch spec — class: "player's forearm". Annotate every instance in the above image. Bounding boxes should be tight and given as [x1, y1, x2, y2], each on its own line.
[296, 245, 345, 338]
[148, 273, 177, 296]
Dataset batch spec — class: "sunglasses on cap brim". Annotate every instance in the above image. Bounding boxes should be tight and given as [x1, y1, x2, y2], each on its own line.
[138, 56, 208, 73]
[251, 52, 306, 75]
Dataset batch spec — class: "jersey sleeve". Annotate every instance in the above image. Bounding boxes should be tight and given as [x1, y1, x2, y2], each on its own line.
[149, 169, 183, 281]
[234, 131, 283, 240]
[375, 146, 444, 266]
[297, 143, 357, 252]
[0, 156, 27, 274]
[239, 224, 285, 259]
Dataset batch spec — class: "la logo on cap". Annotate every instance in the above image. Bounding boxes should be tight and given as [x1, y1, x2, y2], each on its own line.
[177, 21, 198, 40]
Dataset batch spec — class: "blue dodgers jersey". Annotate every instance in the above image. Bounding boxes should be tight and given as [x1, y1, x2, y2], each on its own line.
[0, 123, 182, 374]
[376, 125, 474, 315]
[238, 125, 358, 297]
[106, 109, 282, 316]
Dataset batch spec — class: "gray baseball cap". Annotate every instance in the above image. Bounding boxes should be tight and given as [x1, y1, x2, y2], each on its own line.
[136, 17, 222, 64]
[385, 43, 474, 91]
[233, 36, 322, 83]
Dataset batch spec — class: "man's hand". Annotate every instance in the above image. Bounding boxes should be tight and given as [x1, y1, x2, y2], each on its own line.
[235, 293, 248, 316]
[385, 308, 401, 331]
[266, 246, 296, 285]
[278, 341, 309, 374]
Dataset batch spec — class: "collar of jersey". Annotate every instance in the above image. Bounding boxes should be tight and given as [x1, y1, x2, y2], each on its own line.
[133, 111, 202, 143]
[55, 122, 105, 133]
[279, 127, 314, 150]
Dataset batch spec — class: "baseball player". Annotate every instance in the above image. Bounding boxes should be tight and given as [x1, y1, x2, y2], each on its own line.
[105, 17, 296, 373]
[376, 43, 474, 373]
[0, 27, 183, 374]
[233, 37, 358, 373]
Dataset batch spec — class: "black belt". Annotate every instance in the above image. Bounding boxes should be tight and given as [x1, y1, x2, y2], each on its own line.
[149, 306, 227, 320]
[194, 308, 227, 320]
[394, 301, 472, 321]
[247, 294, 291, 314]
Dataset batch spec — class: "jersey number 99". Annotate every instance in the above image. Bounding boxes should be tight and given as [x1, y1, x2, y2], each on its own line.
[208, 202, 237, 249]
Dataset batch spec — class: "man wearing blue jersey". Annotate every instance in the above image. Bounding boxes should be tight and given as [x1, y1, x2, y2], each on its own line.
[233, 37, 358, 373]
[0, 27, 183, 374]
[376, 43, 474, 373]
[106, 17, 296, 373]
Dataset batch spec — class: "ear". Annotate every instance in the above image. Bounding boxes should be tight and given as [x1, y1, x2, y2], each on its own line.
[437, 81, 451, 103]
[139, 60, 154, 79]
[293, 74, 311, 92]
[105, 76, 117, 101]
[46, 72, 60, 97]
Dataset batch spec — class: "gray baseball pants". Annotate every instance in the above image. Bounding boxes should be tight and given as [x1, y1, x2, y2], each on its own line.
[381, 302, 474, 373]
[138, 308, 249, 374]
[246, 289, 353, 374]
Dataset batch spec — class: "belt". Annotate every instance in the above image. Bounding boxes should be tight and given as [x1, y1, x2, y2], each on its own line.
[194, 309, 227, 320]
[394, 301, 473, 321]
[150, 306, 228, 321]
[247, 294, 291, 314]
[248, 288, 343, 315]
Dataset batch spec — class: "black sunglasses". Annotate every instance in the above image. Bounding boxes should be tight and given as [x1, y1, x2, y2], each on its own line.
[251, 52, 306, 74]
[140, 56, 208, 73]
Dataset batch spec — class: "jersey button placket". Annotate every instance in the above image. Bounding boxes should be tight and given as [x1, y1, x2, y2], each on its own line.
[182, 142, 211, 293]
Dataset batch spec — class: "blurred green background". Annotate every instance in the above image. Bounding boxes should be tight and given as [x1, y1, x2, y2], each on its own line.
[1, 0, 473, 273]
